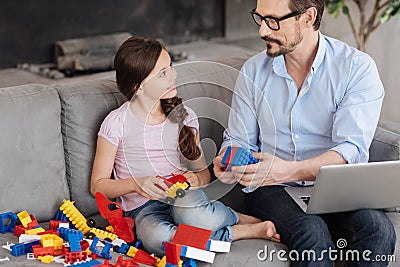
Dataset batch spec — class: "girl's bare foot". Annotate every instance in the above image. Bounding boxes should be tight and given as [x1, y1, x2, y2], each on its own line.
[237, 212, 262, 224]
[232, 221, 281, 242]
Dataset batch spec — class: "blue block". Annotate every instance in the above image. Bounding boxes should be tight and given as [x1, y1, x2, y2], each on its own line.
[0, 212, 18, 234]
[70, 260, 102, 266]
[10, 240, 40, 256]
[99, 241, 113, 259]
[183, 258, 197, 267]
[89, 237, 100, 255]
[221, 146, 258, 169]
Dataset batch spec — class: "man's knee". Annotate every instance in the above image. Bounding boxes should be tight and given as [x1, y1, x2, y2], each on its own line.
[287, 215, 334, 251]
[354, 210, 396, 249]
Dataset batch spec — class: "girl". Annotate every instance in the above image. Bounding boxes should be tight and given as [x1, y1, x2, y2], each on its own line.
[90, 36, 280, 256]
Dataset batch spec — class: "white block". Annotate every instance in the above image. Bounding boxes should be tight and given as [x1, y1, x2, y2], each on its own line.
[59, 222, 70, 229]
[207, 240, 231, 253]
[19, 234, 41, 243]
[182, 246, 215, 263]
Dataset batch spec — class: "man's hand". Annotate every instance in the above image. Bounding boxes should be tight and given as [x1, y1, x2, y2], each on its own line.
[232, 152, 299, 187]
[213, 153, 239, 184]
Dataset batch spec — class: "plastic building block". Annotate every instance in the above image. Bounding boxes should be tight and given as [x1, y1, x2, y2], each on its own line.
[99, 241, 113, 259]
[80, 240, 90, 251]
[68, 231, 83, 252]
[88, 228, 118, 241]
[59, 200, 92, 234]
[17, 211, 32, 228]
[32, 244, 54, 258]
[115, 256, 139, 267]
[25, 227, 45, 235]
[0, 212, 18, 234]
[205, 239, 231, 252]
[27, 214, 39, 229]
[89, 236, 101, 255]
[180, 246, 215, 263]
[54, 209, 68, 222]
[164, 242, 183, 266]
[65, 251, 88, 264]
[58, 227, 84, 241]
[221, 146, 258, 170]
[172, 224, 212, 250]
[40, 234, 54, 247]
[182, 258, 197, 267]
[71, 259, 102, 266]
[38, 255, 54, 263]
[131, 249, 157, 266]
[13, 225, 27, 237]
[10, 240, 40, 256]
[95, 192, 135, 243]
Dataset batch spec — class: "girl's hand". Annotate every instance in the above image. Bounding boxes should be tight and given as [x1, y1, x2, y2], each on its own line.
[183, 171, 201, 187]
[132, 176, 169, 200]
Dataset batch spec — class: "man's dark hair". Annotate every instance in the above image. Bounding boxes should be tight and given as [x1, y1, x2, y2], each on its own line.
[289, 0, 324, 30]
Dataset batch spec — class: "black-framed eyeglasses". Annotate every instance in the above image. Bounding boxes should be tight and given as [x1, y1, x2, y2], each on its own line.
[250, 8, 303, 31]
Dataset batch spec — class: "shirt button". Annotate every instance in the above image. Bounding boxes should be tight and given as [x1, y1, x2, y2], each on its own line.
[295, 134, 299, 139]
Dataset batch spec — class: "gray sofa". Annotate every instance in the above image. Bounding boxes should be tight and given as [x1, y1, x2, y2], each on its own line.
[0, 55, 399, 266]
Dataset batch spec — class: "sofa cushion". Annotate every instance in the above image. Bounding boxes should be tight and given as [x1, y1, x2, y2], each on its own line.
[0, 84, 69, 222]
[370, 121, 400, 162]
[55, 78, 126, 216]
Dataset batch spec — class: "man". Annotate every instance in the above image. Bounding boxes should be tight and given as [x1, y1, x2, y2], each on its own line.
[213, 0, 396, 266]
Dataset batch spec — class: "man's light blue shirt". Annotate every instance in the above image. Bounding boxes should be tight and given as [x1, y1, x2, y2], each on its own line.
[222, 33, 384, 164]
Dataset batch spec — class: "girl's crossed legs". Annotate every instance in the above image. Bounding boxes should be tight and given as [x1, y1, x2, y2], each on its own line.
[130, 189, 279, 256]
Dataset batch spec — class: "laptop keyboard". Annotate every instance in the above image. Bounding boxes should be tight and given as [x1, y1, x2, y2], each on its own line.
[301, 196, 311, 205]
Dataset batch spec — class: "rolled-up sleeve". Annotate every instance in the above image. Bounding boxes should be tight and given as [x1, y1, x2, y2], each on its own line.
[329, 54, 384, 163]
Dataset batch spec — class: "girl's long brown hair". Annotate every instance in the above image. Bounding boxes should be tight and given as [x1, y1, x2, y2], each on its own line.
[114, 36, 201, 161]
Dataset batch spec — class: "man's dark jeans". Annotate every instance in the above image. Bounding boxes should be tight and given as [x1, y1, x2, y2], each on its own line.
[246, 185, 396, 266]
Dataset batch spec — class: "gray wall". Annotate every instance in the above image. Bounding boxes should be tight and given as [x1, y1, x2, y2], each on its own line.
[226, 0, 400, 124]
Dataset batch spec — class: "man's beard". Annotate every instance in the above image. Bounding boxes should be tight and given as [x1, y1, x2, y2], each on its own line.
[262, 27, 303, 58]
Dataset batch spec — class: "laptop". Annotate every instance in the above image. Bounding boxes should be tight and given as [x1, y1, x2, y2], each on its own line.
[284, 160, 400, 214]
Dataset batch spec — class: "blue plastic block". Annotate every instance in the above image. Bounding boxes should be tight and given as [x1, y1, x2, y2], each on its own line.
[99, 241, 113, 259]
[70, 260, 102, 266]
[221, 146, 258, 169]
[89, 237, 100, 255]
[183, 258, 197, 267]
[118, 242, 130, 254]
[68, 232, 83, 252]
[10, 240, 40, 256]
[0, 212, 18, 234]
[58, 227, 83, 241]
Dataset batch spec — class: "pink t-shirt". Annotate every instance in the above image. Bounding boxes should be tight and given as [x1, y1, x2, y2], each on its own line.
[98, 101, 199, 211]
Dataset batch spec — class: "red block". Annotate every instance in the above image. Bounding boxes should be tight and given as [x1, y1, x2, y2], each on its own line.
[32, 245, 54, 258]
[164, 242, 182, 265]
[13, 225, 27, 237]
[65, 251, 88, 264]
[172, 224, 212, 250]
[27, 214, 39, 229]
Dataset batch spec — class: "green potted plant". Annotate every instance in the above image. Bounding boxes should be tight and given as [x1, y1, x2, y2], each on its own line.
[325, 0, 400, 51]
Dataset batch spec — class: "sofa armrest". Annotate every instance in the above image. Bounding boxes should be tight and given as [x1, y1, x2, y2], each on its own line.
[369, 121, 400, 162]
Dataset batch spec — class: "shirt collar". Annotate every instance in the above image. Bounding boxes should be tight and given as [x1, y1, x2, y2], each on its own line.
[272, 31, 326, 77]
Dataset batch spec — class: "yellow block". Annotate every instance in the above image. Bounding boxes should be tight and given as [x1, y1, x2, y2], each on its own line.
[127, 246, 138, 257]
[17, 210, 32, 228]
[25, 227, 45, 235]
[38, 255, 54, 264]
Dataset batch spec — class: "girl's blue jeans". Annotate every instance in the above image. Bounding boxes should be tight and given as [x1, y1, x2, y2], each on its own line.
[125, 189, 239, 256]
